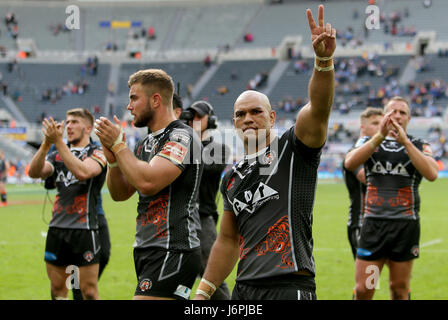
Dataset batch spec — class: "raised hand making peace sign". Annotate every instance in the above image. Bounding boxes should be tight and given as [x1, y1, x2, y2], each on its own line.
[306, 5, 336, 59]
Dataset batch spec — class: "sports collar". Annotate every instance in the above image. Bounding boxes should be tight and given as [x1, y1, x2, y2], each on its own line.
[244, 146, 269, 160]
[150, 127, 166, 137]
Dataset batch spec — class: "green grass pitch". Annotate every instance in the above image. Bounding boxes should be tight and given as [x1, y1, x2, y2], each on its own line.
[0, 178, 447, 300]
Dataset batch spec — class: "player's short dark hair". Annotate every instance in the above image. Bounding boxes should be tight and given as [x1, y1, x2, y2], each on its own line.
[360, 107, 384, 120]
[66, 108, 94, 126]
[173, 92, 183, 110]
[128, 69, 174, 106]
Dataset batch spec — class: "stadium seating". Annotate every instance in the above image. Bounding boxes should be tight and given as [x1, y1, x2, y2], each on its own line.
[414, 54, 448, 82]
[0, 2, 258, 52]
[83, 6, 177, 52]
[268, 58, 313, 118]
[168, 3, 259, 50]
[0, 62, 110, 123]
[0, 5, 73, 51]
[333, 54, 410, 110]
[1, 0, 447, 53]
[0, 0, 446, 169]
[194, 59, 277, 120]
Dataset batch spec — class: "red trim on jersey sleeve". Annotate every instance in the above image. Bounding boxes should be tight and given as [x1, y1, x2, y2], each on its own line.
[90, 149, 107, 167]
[158, 141, 188, 165]
[422, 144, 433, 157]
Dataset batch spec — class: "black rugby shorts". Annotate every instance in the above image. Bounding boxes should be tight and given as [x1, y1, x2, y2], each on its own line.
[357, 218, 420, 262]
[133, 247, 201, 299]
[44, 227, 101, 267]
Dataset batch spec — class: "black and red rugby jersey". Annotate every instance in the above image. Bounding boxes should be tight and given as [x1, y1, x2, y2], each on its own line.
[46, 142, 107, 230]
[358, 135, 433, 220]
[221, 127, 323, 281]
[133, 120, 203, 252]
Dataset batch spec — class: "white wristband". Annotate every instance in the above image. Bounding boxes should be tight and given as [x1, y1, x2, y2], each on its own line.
[195, 289, 211, 300]
[315, 55, 333, 61]
[111, 127, 124, 148]
[107, 161, 118, 168]
[201, 278, 217, 291]
[314, 62, 334, 72]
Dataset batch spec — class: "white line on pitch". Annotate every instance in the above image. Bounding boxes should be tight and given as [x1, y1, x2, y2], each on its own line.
[421, 239, 443, 248]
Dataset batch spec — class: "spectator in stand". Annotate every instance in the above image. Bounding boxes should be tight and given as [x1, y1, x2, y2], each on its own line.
[247, 71, 268, 90]
[216, 86, 228, 95]
[244, 32, 253, 42]
[294, 59, 310, 74]
[92, 56, 98, 75]
[283, 99, 292, 112]
[187, 84, 193, 99]
[437, 48, 448, 57]
[93, 105, 101, 118]
[5, 12, 17, 26]
[140, 27, 146, 38]
[11, 25, 18, 39]
[105, 42, 118, 51]
[2, 82, 8, 96]
[147, 26, 156, 40]
[204, 54, 212, 68]
[338, 102, 349, 114]
[0, 45, 7, 58]
[7, 59, 17, 73]
[108, 83, 115, 96]
[230, 69, 238, 80]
